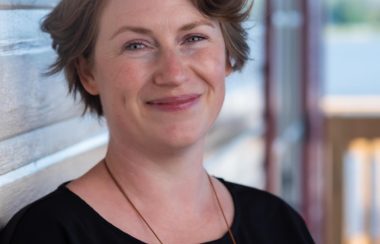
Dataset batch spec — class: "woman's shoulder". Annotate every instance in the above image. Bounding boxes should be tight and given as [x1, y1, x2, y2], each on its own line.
[219, 178, 302, 219]
[0, 183, 83, 244]
[7, 183, 79, 223]
[218, 178, 288, 210]
[218, 178, 315, 243]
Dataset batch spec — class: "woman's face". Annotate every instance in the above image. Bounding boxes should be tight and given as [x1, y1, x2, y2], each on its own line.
[81, 0, 231, 152]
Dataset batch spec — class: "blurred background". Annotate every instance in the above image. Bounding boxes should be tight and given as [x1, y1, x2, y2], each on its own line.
[0, 0, 379, 244]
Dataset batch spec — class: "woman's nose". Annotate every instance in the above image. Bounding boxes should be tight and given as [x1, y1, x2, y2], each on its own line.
[153, 49, 189, 86]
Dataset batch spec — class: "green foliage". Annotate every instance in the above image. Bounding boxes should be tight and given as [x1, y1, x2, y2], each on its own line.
[327, 0, 380, 28]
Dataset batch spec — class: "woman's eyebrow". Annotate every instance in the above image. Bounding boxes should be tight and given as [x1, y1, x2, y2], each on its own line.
[178, 20, 216, 32]
[110, 26, 152, 40]
[110, 20, 215, 40]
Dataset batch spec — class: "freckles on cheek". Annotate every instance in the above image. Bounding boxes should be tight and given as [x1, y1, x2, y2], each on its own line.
[107, 64, 145, 109]
[104, 66, 134, 96]
[204, 61, 228, 86]
[198, 48, 228, 75]
[109, 64, 127, 87]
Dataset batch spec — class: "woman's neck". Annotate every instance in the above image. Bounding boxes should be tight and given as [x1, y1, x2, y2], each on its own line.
[103, 137, 210, 209]
[67, 137, 233, 244]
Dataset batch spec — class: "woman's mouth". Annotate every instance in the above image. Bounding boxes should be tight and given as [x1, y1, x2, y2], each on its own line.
[146, 94, 201, 112]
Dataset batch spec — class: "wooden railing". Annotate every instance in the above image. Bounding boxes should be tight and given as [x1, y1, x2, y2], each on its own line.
[342, 139, 380, 244]
[322, 96, 380, 244]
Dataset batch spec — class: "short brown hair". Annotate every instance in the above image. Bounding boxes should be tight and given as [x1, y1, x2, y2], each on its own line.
[41, 0, 252, 116]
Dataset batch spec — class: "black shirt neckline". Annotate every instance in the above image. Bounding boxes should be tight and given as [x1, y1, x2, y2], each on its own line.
[60, 178, 241, 243]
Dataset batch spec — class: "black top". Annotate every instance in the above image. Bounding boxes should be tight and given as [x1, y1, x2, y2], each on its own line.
[0, 179, 315, 244]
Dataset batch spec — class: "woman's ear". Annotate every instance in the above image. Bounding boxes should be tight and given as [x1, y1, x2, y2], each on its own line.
[225, 51, 234, 77]
[225, 59, 233, 77]
[76, 57, 99, 95]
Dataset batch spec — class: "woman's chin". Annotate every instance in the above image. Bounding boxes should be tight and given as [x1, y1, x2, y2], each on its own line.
[152, 129, 206, 152]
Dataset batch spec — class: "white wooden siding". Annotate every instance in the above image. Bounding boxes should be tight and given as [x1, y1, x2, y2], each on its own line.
[0, 1, 108, 228]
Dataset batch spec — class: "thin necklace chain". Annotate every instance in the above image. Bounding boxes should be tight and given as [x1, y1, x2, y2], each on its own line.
[104, 159, 163, 244]
[103, 159, 236, 244]
[207, 173, 237, 244]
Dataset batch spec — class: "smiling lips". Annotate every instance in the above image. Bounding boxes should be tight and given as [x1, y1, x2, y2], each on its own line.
[146, 94, 201, 112]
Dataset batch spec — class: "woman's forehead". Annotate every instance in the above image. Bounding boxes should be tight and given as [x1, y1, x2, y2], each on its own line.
[97, 0, 210, 38]
[99, 0, 201, 22]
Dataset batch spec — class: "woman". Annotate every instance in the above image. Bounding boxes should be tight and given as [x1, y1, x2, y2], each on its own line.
[0, 0, 314, 243]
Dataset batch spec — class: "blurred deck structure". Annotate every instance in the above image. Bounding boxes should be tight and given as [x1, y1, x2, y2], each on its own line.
[322, 96, 380, 244]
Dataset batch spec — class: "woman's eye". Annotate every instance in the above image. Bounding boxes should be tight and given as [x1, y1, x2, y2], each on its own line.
[124, 42, 147, 51]
[185, 35, 207, 43]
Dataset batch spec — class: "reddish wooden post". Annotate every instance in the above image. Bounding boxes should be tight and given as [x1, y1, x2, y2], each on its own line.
[264, 0, 325, 242]
[300, 0, 324, 242]
[264, 0, 279, 194]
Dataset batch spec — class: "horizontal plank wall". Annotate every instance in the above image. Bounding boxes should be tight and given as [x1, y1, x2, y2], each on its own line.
[0, 141, 107, 226]
[0, 117, 107, 175]
[0, 0, 58, 8]
[0, 1, 108, 227]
